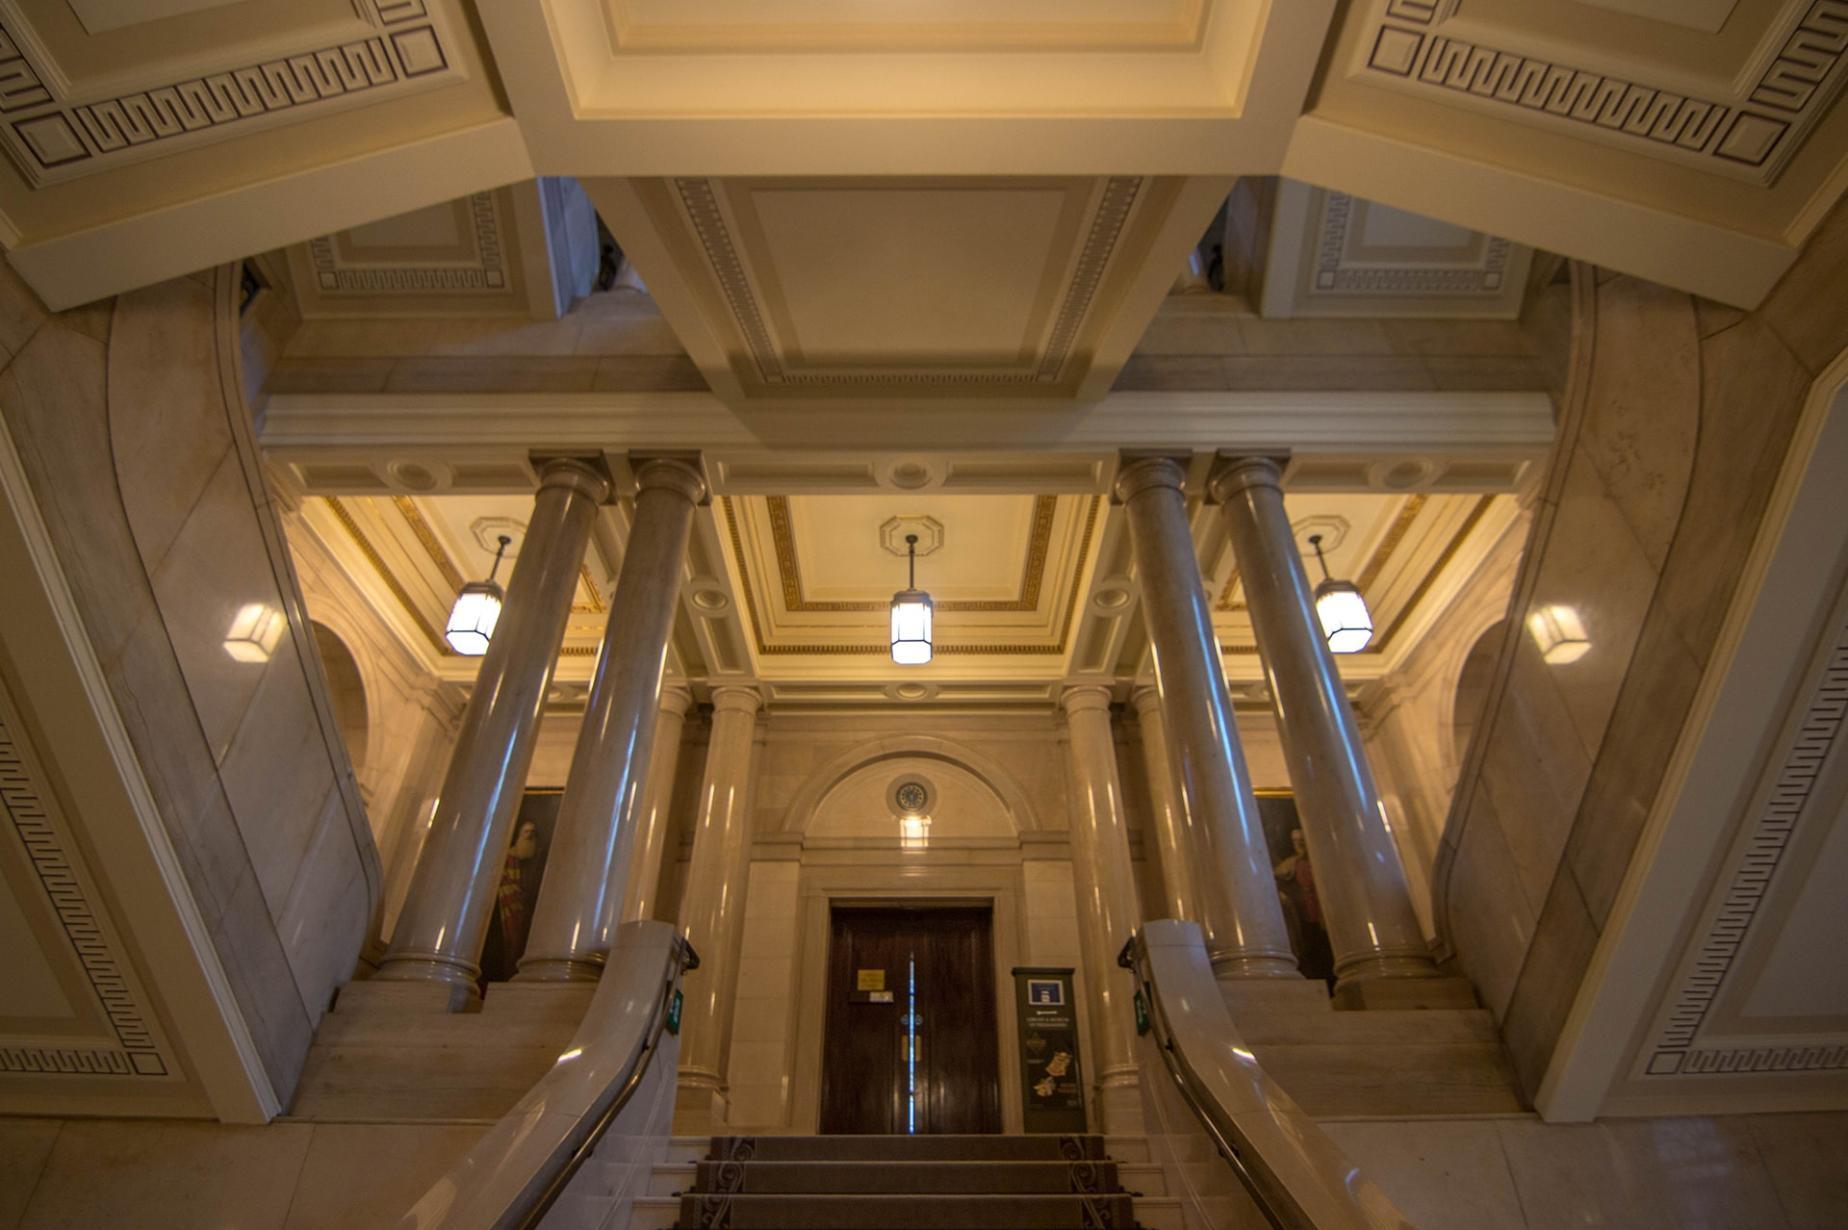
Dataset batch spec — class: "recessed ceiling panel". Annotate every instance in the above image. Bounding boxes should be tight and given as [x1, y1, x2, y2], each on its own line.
[605, 0, 1208, 53]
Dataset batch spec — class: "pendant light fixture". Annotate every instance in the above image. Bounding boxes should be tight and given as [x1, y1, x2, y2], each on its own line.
[1307, 533, 1373, 654]
[446, 533, 511, 657]
[889, 533, 934, 666]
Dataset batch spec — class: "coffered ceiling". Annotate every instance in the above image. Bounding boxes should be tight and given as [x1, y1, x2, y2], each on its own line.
[588, 175, 1218, 402]
[5, 0, 1837, 310]
[287, 477, 1521, 709]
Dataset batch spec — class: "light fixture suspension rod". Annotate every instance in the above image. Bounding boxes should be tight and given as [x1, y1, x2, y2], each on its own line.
[487, 534, 512, 584]
[1308, 533, 1332, 583]
[907, 533, 918, 589]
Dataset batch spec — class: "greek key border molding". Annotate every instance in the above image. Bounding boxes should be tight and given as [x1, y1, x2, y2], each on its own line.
[307, 191, 509, 294]
[0, 0, 459, 187]
[0, 693, 170, 1079]
[1313, 191, 1515, 296]
[1357, 0, 1848, 185]
[674, 176, 1144, 388]
[1644, 613, 1848, 1077]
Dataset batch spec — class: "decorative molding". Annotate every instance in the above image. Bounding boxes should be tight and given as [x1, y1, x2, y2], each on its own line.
[0, 692, 169, 1079]
[764, 494, 1057, 613]
[307, 193, 510, 295]
[1645, 613, 1848, 1078]
[674, 176, 1144, 387]
[1356, 0, 1848, 184]
[723, 494, 1100, 657]
[1314, 193, 1514, 296]
[0, 0, 457, 187]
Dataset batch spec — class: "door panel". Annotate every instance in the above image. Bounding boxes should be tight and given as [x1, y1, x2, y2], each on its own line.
[820, 906, 1000, 1134]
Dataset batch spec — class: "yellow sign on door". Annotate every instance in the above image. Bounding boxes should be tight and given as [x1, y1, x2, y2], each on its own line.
[856, 969, 886, 992]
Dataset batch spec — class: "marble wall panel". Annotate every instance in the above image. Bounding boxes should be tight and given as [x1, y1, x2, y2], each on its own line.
[279, 1123, 485, 1230]
[0, 262, 47, 365]
[1445, 793, 1534, 1018]
[17, 1120, 313, 1230]
[1501, 872, 1600, 1092]
[1316, 1119, 1526, 1230]
[0, 1119, 57, 1230]
[1747, 1112, 1848, 1229]
[1758, 198, 1848, 377]
[1576, 276, 1699, 570]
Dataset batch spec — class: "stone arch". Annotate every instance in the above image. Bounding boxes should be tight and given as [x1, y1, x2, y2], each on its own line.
[778, 734, 1041, 837]
[1448, 618, 1506, 770]
[310, 621, 370, 776]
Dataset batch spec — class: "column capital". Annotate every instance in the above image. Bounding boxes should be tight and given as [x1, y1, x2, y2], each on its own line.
[1060, 684, 1114, 716]
[1205, 454, 1285, 505]
[1129, 682, 1164, 716]
[635, 456, 709, 507]
[536, 456, 614, 505]
[1111, 455, 1188, 505]
[660, 683, 696, 718]
[709, 684, 763, 716]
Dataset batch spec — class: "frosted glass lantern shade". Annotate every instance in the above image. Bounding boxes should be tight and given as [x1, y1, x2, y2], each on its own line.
[889, 589, 933, 665]
[1314, 579, 1374, 654]
[446, 580, 504, 656]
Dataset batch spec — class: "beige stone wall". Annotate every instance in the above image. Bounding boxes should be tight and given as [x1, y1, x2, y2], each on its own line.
[0, 262, 378, 1101]
[1437, 201, 1848, 1094]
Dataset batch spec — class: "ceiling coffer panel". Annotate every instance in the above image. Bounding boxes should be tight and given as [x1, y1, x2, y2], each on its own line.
[631, 175, 1180, 398]
[0, 0, 468, 187]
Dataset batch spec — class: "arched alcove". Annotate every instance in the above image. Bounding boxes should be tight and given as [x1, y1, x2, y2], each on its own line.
[1450, 618, 1506, 768]
[778, 734, 1040, 839]
[808, 755, 1016, 841]
[311, 621, 370, 776]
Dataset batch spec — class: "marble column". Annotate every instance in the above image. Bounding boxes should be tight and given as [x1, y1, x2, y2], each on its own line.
[1209, 456, 1434, 987]
[675, 685, 763, 1128]
[517, 459, 707, 981]
[618, 685, 694, 925]
[1130, 684, 1206, 925]
[1061, 686, 1144, 1132]
[378, 458, 610, 992]
[1114, 456, 1297, 980]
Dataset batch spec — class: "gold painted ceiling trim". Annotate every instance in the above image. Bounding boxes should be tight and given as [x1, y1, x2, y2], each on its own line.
[326, 496, 451, 657]
[766, 494, 1057, 613]
[722, 495, 1101, 657]
[392, 496, 606, 615]
[1216, 494, 1428, 613]
[1216, 494, 1493, 658]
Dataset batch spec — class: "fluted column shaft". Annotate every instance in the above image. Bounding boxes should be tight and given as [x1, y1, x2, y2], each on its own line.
[1131, 685, 1206, 925]
[676, 687, 763, 1109]
[1210, 457, 1434, 986]
[1061, 687, 1143, 1131]
[1115, 456, 1297, 980]
[517, 460, 706, 981]
[379, 458, 610, 989]
[619, 685, 694, 925]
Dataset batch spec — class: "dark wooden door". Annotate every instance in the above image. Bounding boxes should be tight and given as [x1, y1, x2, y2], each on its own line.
[819, 906, 1001, 1135]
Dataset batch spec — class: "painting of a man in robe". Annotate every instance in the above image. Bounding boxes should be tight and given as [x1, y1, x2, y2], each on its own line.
[478, 790, 561, 985]
[1256, 793, 1335, 986]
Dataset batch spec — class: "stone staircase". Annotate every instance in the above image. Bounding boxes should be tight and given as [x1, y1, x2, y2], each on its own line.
[553, 1134, 1181, 1230]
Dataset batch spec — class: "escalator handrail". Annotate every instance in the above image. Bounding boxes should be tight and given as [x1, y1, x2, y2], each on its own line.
[397, 922, 699, 1230]
[511, 933, 699, 1230]
[1121, 921, 1415, 1230]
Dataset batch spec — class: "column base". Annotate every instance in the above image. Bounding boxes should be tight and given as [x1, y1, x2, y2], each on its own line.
[1209, 948, 1302, 981]
[1218, 978, 1332, 1018]
[512, 954, 604, 983]
[1095, 1069, 1144, 1135]
[674, 1068, 729, 1135]
[367, 952, 482, 1004]
[1333, 974, 1479, 1011]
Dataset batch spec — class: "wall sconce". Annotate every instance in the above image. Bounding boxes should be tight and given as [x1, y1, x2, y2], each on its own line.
[223, 603, 285, 663]
[1529, 604, 1591, 665]
[899, 815, 931, 851]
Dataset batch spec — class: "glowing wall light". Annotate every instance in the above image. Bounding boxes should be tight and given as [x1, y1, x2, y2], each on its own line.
[224, 603, 285, 663]
[1528, 604, 1591, 665]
